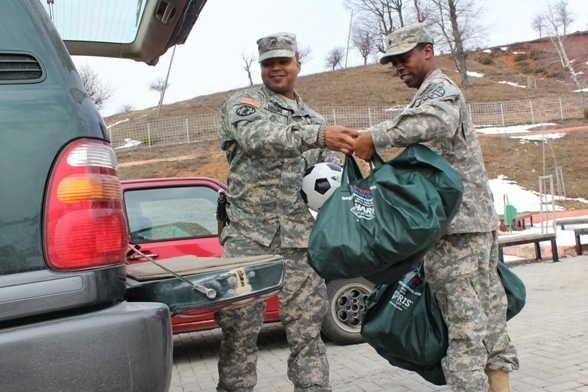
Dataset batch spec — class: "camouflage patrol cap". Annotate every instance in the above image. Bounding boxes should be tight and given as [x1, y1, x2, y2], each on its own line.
[380, 23, 433, 65]
[257, 32, 298, 63]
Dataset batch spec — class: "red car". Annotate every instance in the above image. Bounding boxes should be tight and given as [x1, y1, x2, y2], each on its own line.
[121, 177, 374, 345]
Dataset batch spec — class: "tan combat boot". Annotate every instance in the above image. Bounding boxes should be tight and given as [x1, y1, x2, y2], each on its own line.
[485, 369, 511, 392]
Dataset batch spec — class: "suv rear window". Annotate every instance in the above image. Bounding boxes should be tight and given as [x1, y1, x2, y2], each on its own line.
[46, 0, 147, 44]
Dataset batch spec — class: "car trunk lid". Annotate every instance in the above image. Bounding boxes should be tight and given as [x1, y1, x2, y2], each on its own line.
[124, 253, 285, 315]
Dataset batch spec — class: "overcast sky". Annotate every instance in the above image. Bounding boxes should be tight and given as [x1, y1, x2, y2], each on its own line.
[71, 0, 588, 117]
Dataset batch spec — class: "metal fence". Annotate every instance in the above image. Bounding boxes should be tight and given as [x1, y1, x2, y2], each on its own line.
[108, 94, 587, 150]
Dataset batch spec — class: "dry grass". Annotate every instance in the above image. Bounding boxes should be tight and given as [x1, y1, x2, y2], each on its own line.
[115, 33, 588, 210]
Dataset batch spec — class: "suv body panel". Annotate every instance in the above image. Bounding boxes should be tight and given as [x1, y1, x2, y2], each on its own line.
[0, 1, 235, 390]
[0, 301, 172, 391]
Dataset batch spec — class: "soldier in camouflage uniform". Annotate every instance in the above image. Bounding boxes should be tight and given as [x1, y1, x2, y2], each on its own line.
[353, 23, 519, 392]
[215, 32, 358, 392]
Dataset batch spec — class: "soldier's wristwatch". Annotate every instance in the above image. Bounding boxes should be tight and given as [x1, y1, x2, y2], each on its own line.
[317, 126, 326, 148]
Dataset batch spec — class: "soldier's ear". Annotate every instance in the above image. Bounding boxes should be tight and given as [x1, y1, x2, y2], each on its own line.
[424, 44, 434, 58]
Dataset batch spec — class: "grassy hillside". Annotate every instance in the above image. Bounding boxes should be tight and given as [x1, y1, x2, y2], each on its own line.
[106, 32, 588, 123]
[114, 33, 588, 211]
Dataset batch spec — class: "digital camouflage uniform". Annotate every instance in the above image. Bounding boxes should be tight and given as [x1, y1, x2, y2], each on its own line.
[368, 67, 519, 390]
[216, 83, 338, 392]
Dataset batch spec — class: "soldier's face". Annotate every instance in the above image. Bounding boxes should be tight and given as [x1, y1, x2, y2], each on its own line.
[260, 57, 301, 99]
[390, 45, 433, 89]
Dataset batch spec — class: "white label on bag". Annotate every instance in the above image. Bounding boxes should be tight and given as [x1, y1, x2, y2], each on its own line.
[390, 278, 423, 310]
[349, 184, 374, 220]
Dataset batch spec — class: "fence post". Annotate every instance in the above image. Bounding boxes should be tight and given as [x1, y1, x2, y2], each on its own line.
[468, 104, 472, 124]
[559, 97, 564, 120]
[186, 118, 190, 143]
[147, 123, 152, 148]
[332, 109, 337, 125]
[500, 103, 505, 127]
[368, 107, 372, 127]
[529, 101, 534, 124]
[555, 166, 566, 198]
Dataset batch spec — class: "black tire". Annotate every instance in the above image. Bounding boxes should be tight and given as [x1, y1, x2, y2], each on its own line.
[321, 278, 374, 345]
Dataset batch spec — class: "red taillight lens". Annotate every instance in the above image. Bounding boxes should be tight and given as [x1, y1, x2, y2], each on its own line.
[44, 140, 128, 270]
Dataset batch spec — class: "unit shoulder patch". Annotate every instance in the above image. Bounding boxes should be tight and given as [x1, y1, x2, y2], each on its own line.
[236, 105, 257, 117]
[416, 82, 446, 101]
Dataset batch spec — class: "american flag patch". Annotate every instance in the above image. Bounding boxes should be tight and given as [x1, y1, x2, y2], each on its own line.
[239, 96, 261, 108]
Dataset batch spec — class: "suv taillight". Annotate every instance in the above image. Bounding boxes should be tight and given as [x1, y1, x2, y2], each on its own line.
[44, 139, 128, 270]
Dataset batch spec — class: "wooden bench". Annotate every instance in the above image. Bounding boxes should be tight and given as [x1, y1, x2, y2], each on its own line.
[555, 216, 588, 230]
[513, 212, 534, 230]
[574, 227, 588, 255]
[498, 233, 559, 263]
[499, 212, 534, 231]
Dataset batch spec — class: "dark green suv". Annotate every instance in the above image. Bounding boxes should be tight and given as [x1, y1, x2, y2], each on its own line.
[0, 1, 285, 391]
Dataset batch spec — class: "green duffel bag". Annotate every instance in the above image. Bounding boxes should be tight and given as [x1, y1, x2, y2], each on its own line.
[308, 144, 464, 284]
[360, 263, 448, 385]
[498, 260, 526, 320]
[361, 261, 526, 386]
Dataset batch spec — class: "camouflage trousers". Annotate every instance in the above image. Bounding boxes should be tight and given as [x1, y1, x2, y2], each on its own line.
[424, 231, 519, 392]
[215, 225, 331, 392]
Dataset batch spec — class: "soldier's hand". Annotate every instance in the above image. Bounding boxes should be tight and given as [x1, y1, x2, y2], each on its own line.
[353, 131, 375, 161]
[324, 126, 358, 155]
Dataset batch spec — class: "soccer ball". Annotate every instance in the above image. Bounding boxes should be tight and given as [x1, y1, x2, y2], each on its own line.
[300, 162, 343, 212]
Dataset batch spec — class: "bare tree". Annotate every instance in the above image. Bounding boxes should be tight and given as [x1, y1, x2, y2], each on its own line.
[241, 50, 255, 86]
[446, 0, 468, 88]
[345, 0, 406, 33]
[149, 76, 171, 116]
[531, 13, 547, 38]
[77, 63, 114, 110]
[539, 0, 581, 88]
[411, 0, 430, 22]
[552, 0, 575, 35]
[325, 47, 346, 70]
[352, 25, 377, 65]
[118, 103, 135, 113]
[344, 0, 405, 55]
[354, 13, 388, 54]
[426, 0, 488, 88]
[345, 0, 433, 56]
[149, 76, 169, 95]
[297, 44, 313, 63]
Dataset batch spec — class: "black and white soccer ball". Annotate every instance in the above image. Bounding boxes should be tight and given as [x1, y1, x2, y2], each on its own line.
[300, 162, 343, 212]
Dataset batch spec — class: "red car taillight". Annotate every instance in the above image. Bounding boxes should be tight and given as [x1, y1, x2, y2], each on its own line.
[44, 139, 128, 270]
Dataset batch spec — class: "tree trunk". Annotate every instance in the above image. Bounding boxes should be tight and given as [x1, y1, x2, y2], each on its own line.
[552, 34, 581, 89]
[447, 0, 469, 88]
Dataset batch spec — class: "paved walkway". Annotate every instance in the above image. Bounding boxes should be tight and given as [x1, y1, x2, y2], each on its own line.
[170, 255, 588, 392]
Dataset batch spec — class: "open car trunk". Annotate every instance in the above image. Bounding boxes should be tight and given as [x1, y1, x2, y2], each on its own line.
[125, 254, 285, 315]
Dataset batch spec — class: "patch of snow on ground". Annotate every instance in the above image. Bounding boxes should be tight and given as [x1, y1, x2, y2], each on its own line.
[511, 132, 566, 143]
[489, 175, 588, 256]
[490, 175, 563, 214]
[498, 81, 525, 88]
[467, 71, 484, 78]
[115, 138, 142, 149]
[476, 123, 556, 135]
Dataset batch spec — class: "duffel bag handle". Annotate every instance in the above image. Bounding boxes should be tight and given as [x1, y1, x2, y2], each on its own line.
[343, 155, 364, 185]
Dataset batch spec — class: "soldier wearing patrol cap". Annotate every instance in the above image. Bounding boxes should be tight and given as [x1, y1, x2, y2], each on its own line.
[379, 22, 434, 64]
[215, 32, 357, 392]
[354, 23, 519, 391]
[257, 31, 298, 62]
